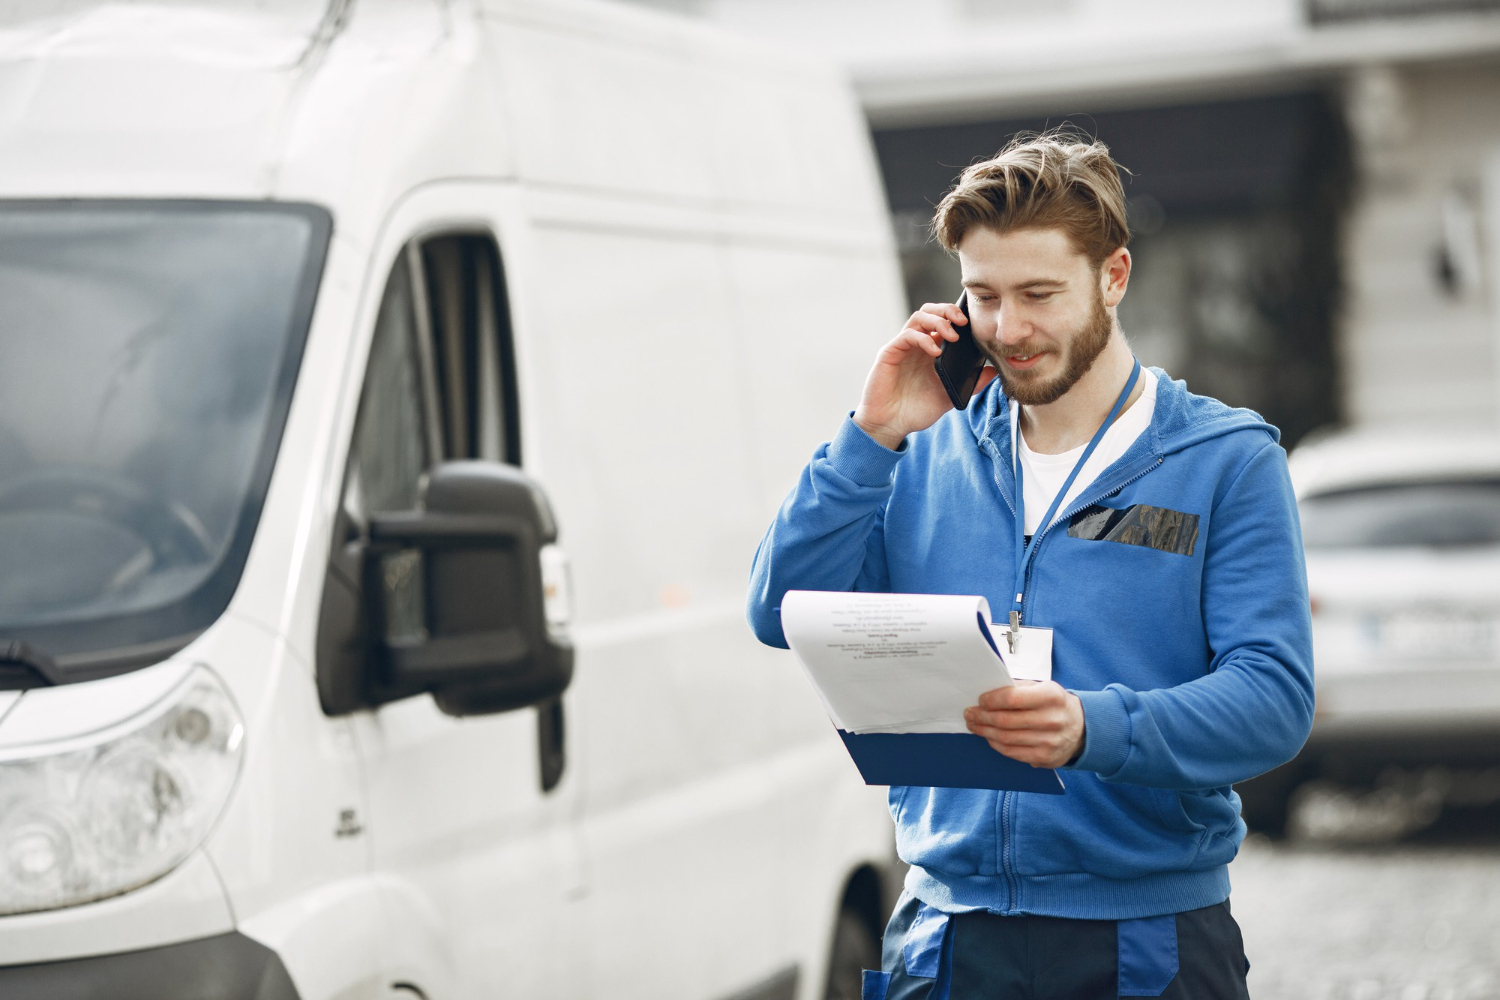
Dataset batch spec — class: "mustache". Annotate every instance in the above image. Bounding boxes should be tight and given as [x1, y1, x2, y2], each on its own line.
[981, 342, 1049, 361]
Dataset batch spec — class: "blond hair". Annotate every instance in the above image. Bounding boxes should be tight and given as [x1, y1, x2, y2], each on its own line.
[931, 130, 1131, 268]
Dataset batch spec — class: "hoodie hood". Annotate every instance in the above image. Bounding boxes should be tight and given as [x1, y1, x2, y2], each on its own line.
[964, 366, 1279, 489]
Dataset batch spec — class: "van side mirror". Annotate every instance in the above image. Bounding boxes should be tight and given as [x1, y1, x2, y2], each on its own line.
[360, 461, 574, 717]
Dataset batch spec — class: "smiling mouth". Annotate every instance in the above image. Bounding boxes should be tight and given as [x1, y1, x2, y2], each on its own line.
[1004, 352, 1045, 370]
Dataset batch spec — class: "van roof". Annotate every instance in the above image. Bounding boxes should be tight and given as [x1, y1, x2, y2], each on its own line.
[0, 0, 886, 247]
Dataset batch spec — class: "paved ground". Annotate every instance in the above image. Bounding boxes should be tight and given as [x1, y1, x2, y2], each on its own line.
[1229, 799, 1500, 1000]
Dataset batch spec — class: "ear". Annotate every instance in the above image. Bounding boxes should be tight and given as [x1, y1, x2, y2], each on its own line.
[1099, 247, 1131, 308]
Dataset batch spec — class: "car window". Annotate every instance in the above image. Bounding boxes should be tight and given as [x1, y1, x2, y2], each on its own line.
[1299, 480, 1500, 549]
[344, 233, 520, 522]
[346, 253, 430, 521]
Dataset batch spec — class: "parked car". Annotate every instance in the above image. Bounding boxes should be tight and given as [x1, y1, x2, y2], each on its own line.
[1236, 426, 1500, 835]
[0, 1, 902, 997]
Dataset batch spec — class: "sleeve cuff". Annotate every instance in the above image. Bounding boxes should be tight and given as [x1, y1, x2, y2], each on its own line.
[823, 413, 907, 488]
[1067, 687, 1132, 777]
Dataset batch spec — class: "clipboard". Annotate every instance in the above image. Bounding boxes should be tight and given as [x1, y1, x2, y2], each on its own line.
[778, 590, 1068, 794]
[837, 730, 1066, 793]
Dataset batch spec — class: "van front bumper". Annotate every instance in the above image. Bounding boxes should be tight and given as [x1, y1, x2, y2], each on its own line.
[0, 932, 299, 999]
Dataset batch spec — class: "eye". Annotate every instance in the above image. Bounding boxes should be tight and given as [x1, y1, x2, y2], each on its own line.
[1026, 291, 1054, 302]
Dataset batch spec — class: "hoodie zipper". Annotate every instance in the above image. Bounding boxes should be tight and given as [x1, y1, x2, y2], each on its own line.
[995, 454, 1162, 914]
[984, 414, 1162, 912]
[996, 788, 1012, 911]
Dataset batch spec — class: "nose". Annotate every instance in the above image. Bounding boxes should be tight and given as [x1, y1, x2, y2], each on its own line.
[995, 304, 1029, 347]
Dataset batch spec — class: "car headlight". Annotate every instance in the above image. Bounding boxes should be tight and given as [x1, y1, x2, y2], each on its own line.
[0, 665, 244, 916]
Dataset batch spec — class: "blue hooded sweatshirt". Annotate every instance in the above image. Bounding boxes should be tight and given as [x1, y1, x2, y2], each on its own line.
[747, 368, 1314, 920]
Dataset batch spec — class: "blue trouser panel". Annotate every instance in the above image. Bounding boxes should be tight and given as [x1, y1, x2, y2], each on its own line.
[863, 892, 1251, 1000]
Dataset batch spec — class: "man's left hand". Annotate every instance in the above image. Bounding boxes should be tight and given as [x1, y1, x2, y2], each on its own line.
[964, 681, 1085, 769]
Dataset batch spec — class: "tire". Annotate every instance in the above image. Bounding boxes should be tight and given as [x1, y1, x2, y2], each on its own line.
[824, 905, 882, 1000]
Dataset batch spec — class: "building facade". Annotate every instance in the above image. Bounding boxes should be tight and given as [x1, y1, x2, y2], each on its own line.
[623, 0, 1500, 445]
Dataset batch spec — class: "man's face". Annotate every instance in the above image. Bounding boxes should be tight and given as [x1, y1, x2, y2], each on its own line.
[956, 226, 1119, 407]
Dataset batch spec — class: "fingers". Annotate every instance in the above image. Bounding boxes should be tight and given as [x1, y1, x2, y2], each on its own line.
[983, 740, 1057, 768]
[965, 683, 1073, 736]
[969, 724, 1052, 747]
[896, 324, 946, 359]
[907, 304, 965, 343]
[973, 724, 1063, 766]
[976, 681, 1065, 711]
[967, 686, 1085, 770]
[919, 302, 969, 327]
[964, 707, 1069, 736]
[968, 716, 1072, 769]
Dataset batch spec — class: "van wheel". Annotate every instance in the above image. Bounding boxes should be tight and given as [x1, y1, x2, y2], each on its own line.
[824, 905, 881, 1000]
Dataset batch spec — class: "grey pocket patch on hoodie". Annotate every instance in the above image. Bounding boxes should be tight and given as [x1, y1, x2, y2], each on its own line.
[1068, 504, 1200, 557]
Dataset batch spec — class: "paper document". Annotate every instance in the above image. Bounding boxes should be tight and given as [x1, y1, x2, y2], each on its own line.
[780, 591, 1014, 735]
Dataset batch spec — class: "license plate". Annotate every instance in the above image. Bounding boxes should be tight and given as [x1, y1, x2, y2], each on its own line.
[1375, 613, 1499, 660]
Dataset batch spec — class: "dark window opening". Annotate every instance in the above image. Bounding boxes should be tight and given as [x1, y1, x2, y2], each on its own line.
[872, 90, 1352, 450]
[420, 235, 522, 467]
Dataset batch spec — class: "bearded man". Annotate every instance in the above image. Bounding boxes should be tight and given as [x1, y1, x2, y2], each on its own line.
[747, 133, 1314, 999]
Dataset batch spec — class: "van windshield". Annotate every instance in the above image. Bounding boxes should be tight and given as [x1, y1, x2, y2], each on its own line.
[0, 201, 330, 664]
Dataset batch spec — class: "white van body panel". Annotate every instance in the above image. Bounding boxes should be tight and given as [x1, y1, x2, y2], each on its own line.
[0, 1, 903, 996]
[0, 3, 317, 198]
[198, 616, 367, 924]
[236, 876, 391, 1000]
[516, 174, 898, 994]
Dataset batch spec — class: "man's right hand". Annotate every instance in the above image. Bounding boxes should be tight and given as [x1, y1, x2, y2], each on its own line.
[852, 302, 997, 450]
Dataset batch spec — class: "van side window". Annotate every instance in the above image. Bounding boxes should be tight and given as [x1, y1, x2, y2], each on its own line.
[346, 252, 429, 521]
[345, 233, 520, 523]
[418, 235, 521, 466]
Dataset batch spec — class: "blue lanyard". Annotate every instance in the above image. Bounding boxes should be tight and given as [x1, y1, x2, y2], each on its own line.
[1009, 358, 1141, 623]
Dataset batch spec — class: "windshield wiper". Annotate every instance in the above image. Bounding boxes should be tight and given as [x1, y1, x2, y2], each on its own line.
[0, 640, 63, 690]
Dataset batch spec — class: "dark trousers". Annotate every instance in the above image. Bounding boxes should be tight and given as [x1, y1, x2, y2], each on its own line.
[863, 892, 1251, 1000]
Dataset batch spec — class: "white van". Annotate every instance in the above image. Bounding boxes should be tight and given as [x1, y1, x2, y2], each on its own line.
[0, 1, 905, 997]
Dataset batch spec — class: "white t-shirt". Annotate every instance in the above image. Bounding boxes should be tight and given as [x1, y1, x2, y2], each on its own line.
[1012, 372, 1158, 536]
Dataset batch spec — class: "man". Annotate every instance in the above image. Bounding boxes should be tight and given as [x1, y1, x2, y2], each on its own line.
[746, 133, 1314, 998]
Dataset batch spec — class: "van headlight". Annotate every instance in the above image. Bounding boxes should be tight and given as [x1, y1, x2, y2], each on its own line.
[0, 665, 244, 916]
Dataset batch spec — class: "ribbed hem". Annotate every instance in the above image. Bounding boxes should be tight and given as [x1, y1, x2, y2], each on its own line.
[905, 864, 1231, 920]
[824, 413, 907, 487]
[1069, 687, 1132, 777]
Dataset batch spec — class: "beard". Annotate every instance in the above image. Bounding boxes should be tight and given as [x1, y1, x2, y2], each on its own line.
[983, 291, 1114, 406]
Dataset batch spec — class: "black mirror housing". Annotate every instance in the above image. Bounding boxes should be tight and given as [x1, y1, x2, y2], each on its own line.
[363, 461, 573, 717]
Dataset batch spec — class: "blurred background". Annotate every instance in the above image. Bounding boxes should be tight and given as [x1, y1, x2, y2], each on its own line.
[621, 0, 1500, 450]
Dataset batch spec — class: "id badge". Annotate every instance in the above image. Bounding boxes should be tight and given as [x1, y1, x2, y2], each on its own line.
[988, 623, 1054, 683]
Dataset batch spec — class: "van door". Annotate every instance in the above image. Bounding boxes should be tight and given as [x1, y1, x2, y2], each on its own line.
[336, 231, 584, 999]
[510, 200, 800, 998]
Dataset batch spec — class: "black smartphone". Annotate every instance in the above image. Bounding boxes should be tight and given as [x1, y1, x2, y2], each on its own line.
[933, 291, 986, 410]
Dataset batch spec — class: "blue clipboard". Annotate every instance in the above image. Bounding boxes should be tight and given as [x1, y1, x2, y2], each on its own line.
[837, 729, 1066, 793]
